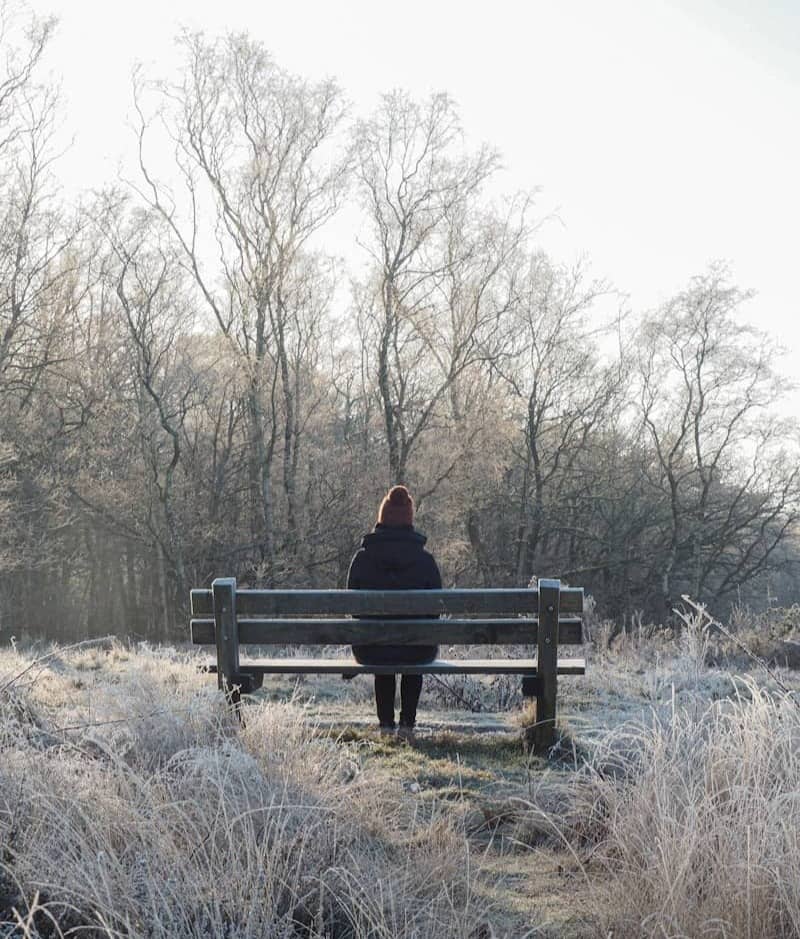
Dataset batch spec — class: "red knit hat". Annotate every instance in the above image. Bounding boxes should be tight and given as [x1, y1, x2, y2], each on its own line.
[377, 485, 414, 527]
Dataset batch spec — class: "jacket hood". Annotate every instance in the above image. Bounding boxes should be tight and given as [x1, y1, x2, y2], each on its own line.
[361, 525, 427, 549]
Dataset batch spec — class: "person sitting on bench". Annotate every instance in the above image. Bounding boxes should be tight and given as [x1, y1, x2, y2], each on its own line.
[347, 485, 442, 736]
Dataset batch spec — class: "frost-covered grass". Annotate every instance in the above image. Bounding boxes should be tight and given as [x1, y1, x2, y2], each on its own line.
[558, 681, 800, 938]
[0, 641, 494, 938]
[3, 608, 800, 938]
[532, 607, 800, 938]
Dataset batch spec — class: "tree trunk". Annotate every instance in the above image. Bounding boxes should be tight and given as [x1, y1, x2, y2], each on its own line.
[248, 381, 276, 584]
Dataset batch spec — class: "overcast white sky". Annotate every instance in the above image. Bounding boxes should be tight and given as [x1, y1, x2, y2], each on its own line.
[32, 0, 800, 408]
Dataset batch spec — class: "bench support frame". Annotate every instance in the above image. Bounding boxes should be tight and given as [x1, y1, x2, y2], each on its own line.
[213, 577, 242, 705]
[531, 578, 560, 752]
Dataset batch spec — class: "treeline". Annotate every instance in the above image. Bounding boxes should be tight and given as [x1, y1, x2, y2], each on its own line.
[1, 14, 798, 641]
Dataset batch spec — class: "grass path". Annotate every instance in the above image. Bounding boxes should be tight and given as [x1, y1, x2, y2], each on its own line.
[298, 702, 604, 937]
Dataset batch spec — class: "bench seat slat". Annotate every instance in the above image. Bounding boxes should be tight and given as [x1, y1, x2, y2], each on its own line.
[204, 657, 586, 676]
[191, 617, 583, 646]
[190, 587, 584, 617]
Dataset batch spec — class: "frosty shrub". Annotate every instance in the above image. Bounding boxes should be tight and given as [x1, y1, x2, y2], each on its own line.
[563, 680, 800, 937]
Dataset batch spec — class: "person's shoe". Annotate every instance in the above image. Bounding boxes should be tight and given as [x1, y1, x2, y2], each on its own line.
[397, 723, 416, 742]
[378, 723, 396, 736]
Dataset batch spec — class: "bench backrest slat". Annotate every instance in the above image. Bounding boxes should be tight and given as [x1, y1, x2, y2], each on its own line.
[190, 587, 583, 618]
[190, 616, 584, 646]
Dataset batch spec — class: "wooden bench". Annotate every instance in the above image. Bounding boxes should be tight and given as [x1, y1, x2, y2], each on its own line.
[190, 577, 585, 752]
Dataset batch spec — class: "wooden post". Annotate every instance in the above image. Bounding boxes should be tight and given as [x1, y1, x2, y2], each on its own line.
[212, 577, 240, 708]
[531, 578, 560, 754]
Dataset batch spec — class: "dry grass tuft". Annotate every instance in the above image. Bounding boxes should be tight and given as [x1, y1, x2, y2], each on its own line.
[0, 640, 496, 938]
[556, 678, 800, 937]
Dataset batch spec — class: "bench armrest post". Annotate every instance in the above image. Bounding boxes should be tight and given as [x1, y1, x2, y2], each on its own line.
[531, 578, 560, 753]
[212, 577, 240, 702]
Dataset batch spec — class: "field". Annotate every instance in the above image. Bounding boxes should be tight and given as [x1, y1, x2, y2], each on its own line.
[2, 609, 800, 938]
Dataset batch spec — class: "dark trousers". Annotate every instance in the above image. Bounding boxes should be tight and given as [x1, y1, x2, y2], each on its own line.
[374, 674, 423, 728]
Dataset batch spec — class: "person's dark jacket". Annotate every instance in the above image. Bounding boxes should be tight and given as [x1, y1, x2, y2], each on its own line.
[347, 524, 441, 666]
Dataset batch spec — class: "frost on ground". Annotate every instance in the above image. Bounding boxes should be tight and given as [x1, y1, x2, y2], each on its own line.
[0, 641, 489, 938]
[2, 615, 800, 938]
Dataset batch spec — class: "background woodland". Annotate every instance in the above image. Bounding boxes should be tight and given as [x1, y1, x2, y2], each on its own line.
[2, 10, 798, 640]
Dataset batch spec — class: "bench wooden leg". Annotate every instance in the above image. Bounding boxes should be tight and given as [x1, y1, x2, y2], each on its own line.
[213, 577, 241, 715]
[528, 578, 560, 754]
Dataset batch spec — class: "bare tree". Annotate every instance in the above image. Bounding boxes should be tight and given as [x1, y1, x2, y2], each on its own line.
[353, 90, 526, 484]
[0, 2, 89, 638]
[96, 198, 201, 610]
[0, 4, 76, 404]
[133, 31, 349, 581]
[498, 254, 621, 582]
[636, 266, 800, 610]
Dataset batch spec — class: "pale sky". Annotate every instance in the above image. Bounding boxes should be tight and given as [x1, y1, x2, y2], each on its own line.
[31, 0, 800, 408]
